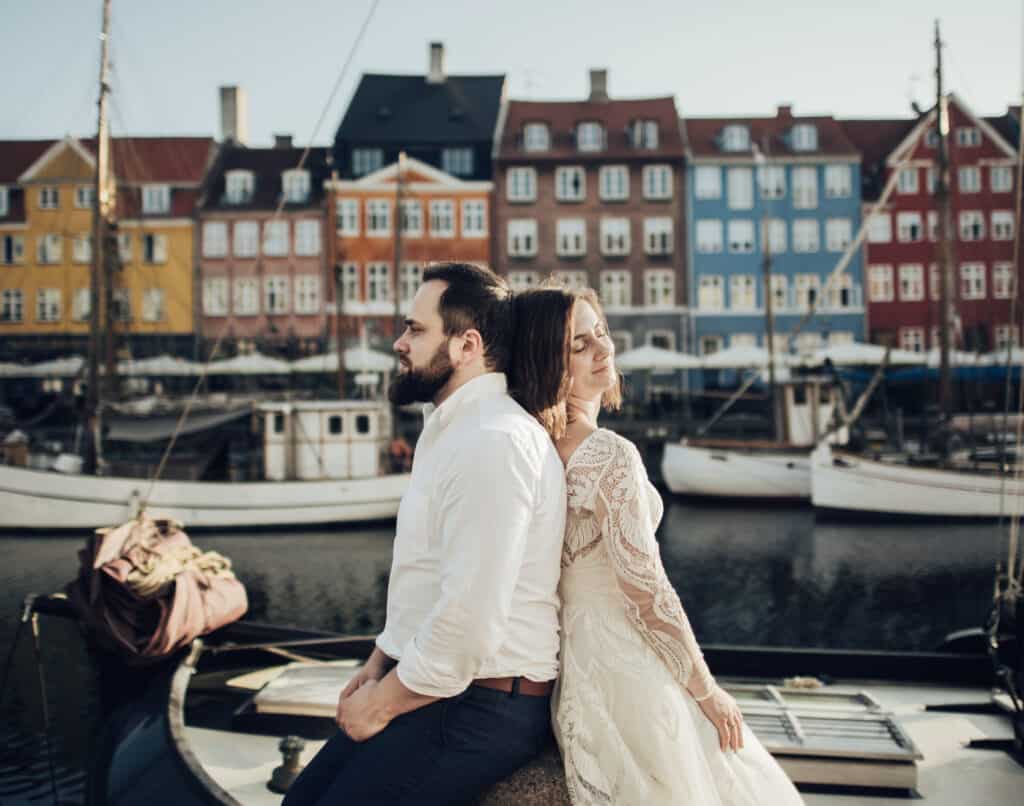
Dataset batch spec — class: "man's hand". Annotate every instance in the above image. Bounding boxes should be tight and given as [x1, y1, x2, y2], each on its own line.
[336, 679, 391, 742]
[339, 648, 394, 701]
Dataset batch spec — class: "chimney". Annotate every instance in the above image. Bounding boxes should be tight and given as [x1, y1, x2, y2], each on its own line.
[274, 134, 293, 149]
[777, 104, 793, 119]
[219, 86, 249, 146]
[427, 42, 445, 84]
[588, 69, 609, 103]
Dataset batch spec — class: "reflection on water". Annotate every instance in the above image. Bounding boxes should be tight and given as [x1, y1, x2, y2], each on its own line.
[0, 502, 1007, 799]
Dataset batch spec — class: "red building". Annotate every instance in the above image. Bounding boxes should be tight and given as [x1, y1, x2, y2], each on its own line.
[843, 96, 1022, 353]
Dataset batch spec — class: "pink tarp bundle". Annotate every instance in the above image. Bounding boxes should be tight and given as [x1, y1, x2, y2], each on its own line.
[66, 515, 248, 664]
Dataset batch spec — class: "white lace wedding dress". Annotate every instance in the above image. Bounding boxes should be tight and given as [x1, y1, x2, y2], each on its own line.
[552, 429, 804, 805]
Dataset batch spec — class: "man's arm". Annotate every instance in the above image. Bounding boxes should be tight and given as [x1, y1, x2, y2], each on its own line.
[336, 665, 438, 741]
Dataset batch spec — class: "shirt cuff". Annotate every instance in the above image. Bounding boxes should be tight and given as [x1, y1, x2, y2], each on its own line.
[375, 631, 401, 662]
[395, 636, 472, 699]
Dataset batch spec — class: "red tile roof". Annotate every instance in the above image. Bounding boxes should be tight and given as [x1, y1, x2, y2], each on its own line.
[838, 118, 916, 169]
[683, 112, 859, 158]
[0, 139, 56, 183]
[498, 97, 683, 160]
[96, 137, 216, 183]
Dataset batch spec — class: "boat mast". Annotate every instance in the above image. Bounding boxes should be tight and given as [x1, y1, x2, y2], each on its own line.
[755, 140, 782, 439]
[934, 19, 956, 439]
[392, 151, 406, 351]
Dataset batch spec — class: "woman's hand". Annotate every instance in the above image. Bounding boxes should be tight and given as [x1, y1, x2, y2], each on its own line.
[695, 685, 745, 752]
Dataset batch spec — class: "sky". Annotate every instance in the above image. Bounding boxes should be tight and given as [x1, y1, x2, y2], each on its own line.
[2, 0, 1022, 146]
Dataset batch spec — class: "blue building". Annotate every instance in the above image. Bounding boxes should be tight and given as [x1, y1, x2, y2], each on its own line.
[681, 106, 866, 359]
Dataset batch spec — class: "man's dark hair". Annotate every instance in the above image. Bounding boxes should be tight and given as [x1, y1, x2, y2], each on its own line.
[422, 262, 513, 374]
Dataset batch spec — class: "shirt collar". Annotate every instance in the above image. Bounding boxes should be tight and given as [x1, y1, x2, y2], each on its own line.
[422, 372, 508, 433]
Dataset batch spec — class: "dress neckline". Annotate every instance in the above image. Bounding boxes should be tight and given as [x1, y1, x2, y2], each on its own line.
[564, 427, 607, 471]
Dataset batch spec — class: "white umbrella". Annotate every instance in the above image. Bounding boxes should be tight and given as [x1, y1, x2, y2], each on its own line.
[291, 347, 395, 374]
[118, 354, 204, 376]
[615, 345, 702, 372]
[701, 346, 799, 369]
[25, 356, 85, 377]
[808, 342, 924, 367]
[924, 348, 989, 368]
[206, 352, 292, 375]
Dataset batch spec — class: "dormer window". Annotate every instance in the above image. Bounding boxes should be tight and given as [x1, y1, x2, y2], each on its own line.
[721, 125, 750, 152]
[441, 148, 474, 176]
[352, 148, 383, 177]
[142, 184, 170, 214]
[225, 170, 254, 204]
[576, 122, 605, 152]
[0, 187, 7, 217]
[282, 169, 311, 204]
[523, 123, 550, 152]
[631, 120, 659, 149]
[791, 124, 818, 152]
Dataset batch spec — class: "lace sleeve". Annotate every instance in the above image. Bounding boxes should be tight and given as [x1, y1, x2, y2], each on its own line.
[594, 434, 716, 700]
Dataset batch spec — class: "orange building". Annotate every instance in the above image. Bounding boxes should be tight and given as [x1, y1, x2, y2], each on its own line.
[325, 157, 492, 348]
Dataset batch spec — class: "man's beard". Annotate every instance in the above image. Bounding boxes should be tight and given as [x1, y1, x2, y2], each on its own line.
[388, 340, 455, 405]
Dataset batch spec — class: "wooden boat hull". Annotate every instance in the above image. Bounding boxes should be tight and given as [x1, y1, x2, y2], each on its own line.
[0, 464, 409, 530]
[661, 441, 810, 500]
[810, 443, 1024, 519]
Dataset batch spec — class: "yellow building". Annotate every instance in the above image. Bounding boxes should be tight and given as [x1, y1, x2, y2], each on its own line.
[0, 135, 214, 362]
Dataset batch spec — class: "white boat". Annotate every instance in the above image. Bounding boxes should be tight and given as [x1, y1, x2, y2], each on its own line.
[810, 442, 1024, 519]
[0, 400, 410, 531]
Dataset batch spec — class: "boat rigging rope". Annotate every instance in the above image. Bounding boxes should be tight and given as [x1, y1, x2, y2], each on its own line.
[137, 0, 381, 512]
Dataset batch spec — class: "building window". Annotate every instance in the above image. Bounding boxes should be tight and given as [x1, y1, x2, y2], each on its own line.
[758, 165, 786, 199]
[930, 263, 942, 301]
[507, 219, 538, 257]
[959, 211, 985, 241]
[927, 166, 939, 194]
[36, 288, 61, 322]
[203, 277, 229, 316]
[761, 218, 787, 254]
[0, 186, 8, 216]
[900, 327, 925, 353]
[771, 275, 789, 310]
[429, 200, 455, 237]
[523, 122, 550, 152]
[829, 331, 855, 346]
[506, 167, 537, 202]
[643, 217, 673, 255]
[233, 278, 260, 316]
[112, 289, 132, 322]
[393, 199, 420, 236]
[142, 184, 171, 214]
[555, 166, 586, 202]
[730, 274, 756, 310]
[868, 264, 894, 302]
[600, 270, 631, 307]
[1, 234, 24, 265]
[694, 166, 721, 199]
[958, 166, 981, 194]
[1, 289, 23, 322]
[599, 165, 629, 201]
[647, 329, 676, 350]
[233, 220, 259, 257]
[795, 332, 823, 355]
[556, 218, 587, 257]
[700, 335, 723, 355]
[731, 333, 757, 348]
[366, 200, 391, 236]
[955, 127, 981, 147]
[75, 186, 95, 209]
[897, 212, 923, 243]
[72, 288, 90, 321]
[39, 187, 59, 209]
[992, 211, 1015, 241]
[721, 125, 750, 152]
[600, 217, 631, 255]
[960, 263, 986, 300]
[203, 221, 227, 257]
[292, 275, 321, 314]
[645, 269, 675, 308]
[791, 123, 818, 151]
[336, 198, 360, 235]
[994, 263, 1016, 299]
[36, 233, 62, 264]
[995, 325, 1020, 351]
[225, 170, 254, 204]
[698, 275, 724, 311]
[792, 166, 818, 209]
[927, 210, 939, 241]
[142, 288, 165, 322]
[727, 220, 754, 253]
[897, 168, 919, 194]
[352, 148, 383, 176]
[991, 165, 1014, 193]
[367, 263, 391, 302]
[867, 213, 891, 243]
[263, 220, 289, 255]
[727, 167, 753, 210]
[794, 274, 820, 311]
[825, 218, 852, 252]
[631, 120, 659, 149]
[642, 165, 673, 200]
[441, 148, 474, 176]
[828, 273, 856, 309]
[576, 122, 605, 152]
[612, 331, 634, 354]
[264, 276, 290, 314]
[118, 233, 131, 264]
[554, 270, 588, 291]
[461, 200, 487, 237]
[824, 164, 852, 198]
[72, 235, 92, 265]
[792, 219, 819, 253]
[695, 219, 723, 254]
[399, 263, 422, 304]
[507, 271, 538, 292]
[341, 263, 360, 303]
[898, 264, 924, 301]
[282, 170, 311, 204]
[295, 220, 321, 255]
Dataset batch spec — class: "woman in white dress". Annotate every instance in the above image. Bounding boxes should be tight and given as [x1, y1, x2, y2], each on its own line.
[511, 286, 804, 806]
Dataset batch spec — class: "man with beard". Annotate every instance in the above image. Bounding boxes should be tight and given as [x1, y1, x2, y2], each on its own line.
[283, 263, 566, 805]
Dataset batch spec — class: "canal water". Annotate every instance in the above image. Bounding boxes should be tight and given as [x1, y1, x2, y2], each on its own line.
[0, 501, 1007, 802]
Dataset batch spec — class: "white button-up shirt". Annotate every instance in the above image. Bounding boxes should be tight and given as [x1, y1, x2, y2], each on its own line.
[376, 372, 566, 698]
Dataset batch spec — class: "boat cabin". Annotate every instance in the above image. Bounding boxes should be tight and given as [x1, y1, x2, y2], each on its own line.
[258, 401, 392, 481]
[780, 377, 848, 448]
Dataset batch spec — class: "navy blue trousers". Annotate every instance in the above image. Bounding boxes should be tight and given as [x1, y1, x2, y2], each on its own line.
[281, 684, 552, 806]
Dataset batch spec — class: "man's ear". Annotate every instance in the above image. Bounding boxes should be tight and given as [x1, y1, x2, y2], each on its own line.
[453, 328, 484, 367]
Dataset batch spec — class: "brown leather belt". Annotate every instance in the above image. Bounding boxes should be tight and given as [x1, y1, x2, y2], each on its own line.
[472, 676, 554, 697]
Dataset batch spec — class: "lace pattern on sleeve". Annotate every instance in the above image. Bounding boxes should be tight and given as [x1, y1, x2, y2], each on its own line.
[591, 432, 715, 698]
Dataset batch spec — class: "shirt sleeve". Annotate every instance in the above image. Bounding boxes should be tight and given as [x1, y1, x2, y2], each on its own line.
[595, 435, 716, 699]
[396, 428, 538, 697]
